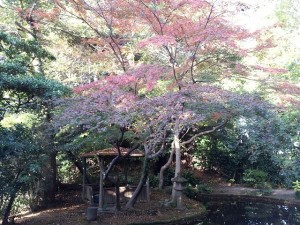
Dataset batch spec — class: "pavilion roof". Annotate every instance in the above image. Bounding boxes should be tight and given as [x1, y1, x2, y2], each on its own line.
[79, 147, 144, 158]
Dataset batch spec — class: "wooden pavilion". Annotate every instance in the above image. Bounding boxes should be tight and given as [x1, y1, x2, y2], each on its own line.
[80, 147, 149, 211]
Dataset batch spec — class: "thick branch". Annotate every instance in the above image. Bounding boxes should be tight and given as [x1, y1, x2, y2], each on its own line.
[158, 146, 175, 189]
[190, 3, 214, 83]
[181, 118, 229, 146]
[15, 22, 35, 37]
[103, 144, 139, 180]
[138, 0, 164, 35]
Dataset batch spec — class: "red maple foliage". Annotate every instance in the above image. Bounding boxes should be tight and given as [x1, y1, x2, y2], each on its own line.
[53, 0, 288, 207]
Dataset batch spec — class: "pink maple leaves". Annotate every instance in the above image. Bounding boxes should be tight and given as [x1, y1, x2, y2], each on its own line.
[74, 64, 167, 94]
[55, 0, 286, 143]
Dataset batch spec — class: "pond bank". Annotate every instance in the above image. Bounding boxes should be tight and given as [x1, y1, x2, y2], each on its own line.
[88, 189, 206, 225]
[198, 185, 300, 205]
[15, 186, 299, 225]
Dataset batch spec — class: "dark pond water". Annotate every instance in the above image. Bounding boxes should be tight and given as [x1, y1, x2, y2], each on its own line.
[188, 201, 300, 225]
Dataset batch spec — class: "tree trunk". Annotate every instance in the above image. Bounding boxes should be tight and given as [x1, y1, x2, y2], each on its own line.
[2, 189, 17, 225]
[171, 127, 181, 203]
[125, 157, 148, 209]
[159, 146, 175, 189]
[29, 152, 57, 211]
[41, 109, 57, 206]
[2, 172, 20, 225]
[66, 150, 90, 184]
[45, 151, 57, 203]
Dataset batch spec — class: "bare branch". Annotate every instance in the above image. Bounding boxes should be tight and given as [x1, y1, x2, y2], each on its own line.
[103, 144, 139, 180]
[15, 22, 35, 37]
[181, 117, 230, 146]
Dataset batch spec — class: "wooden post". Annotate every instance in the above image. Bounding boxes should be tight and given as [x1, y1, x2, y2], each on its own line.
[82, 158, 87, 200]
[98, 156, 104, 210]
[146, 176, 150, 202]
[124, 159, 128, 184]
[115, 176, 121, 211]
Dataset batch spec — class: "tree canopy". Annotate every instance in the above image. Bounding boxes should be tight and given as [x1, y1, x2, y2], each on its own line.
[0, 0, 299, 221]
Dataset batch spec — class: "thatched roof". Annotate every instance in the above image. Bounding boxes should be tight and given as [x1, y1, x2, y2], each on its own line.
[79, 147, 144, 158]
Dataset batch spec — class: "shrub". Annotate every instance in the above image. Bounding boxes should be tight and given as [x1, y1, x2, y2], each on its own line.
[196, 184, 212, 194]
[163, 168, 175, 186]
[149, 174, 159, 188]
[182, 171, 201, 186]
[184, 184, 197, 199]
[292, 180, 300, 199]
[183, 183, 212, 199]
[242, 169, 268, 188]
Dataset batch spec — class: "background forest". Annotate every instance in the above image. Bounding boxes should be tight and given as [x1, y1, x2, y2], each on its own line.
[0, 0, 299, 224]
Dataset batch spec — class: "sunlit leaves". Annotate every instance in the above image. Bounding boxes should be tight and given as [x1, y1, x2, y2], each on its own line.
[53, 0, 283, 153]
[0, 31, 55, 62]
[0, 31, 69, 114]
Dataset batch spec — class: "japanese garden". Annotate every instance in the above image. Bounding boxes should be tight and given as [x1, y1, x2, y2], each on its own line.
[0, 0, 300, 224]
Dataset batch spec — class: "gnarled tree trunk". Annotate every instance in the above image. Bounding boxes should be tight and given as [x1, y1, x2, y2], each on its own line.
[125, 156, 148, 209]
[159, 146, 175, 189]
[171, 128, 181, 204]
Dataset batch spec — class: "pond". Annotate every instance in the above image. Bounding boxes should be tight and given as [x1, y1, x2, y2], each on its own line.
[188, 201, 300, 225]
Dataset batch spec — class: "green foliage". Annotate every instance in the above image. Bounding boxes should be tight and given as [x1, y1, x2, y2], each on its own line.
[193, 108, 295, 187]
[292, 181, 300, 199]
[55, 126, 112, 155]
[0, 31, 70, 116]
[0, 30, 68, 221]
[0, 125, 42, 217]
[182, 170, 201, 186]
[195, 184, 212, 194]
[0, 74, 70, 98]
[163, 168, 175, 187]
[184, 184, 197, 199]
[149, 174, 159, 188]
[184, 183, 212, 199]
[286, 61, 300, 81]
[276, 0, 300, 29]
[0, 32, 55, 70]
[242, 169, 269, 188]
[57, 153, 80, 184]
[182, 171, 211, 199]
[194, 126, 247, 183]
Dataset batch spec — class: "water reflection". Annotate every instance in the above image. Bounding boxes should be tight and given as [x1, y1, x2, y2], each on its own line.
[189, 201, 300, 225]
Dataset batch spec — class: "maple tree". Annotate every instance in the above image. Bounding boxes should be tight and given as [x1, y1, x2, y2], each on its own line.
[52, 0, 285, 208]
[0, 0, 297, 221]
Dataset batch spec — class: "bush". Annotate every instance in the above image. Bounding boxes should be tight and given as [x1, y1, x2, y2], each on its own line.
[182, 171, 201, 186]
[183, 183, 212, 199]
[242, 169, 269, 188]
[184, 184, 197, 199]
[163, 168, 175, 186]
[149, 174, 159, 188]
[292, 180, 300, 199]
[196, 184, 212, 194]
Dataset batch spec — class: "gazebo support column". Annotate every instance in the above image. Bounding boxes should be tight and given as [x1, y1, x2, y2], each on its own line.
[82, 158, 86, 200]
[98, 156, 104, 211]
[115, 177, 121, 211]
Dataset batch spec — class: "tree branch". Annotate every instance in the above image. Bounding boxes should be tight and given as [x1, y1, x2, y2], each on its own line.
[15, 22, 35, 37]
[103, 144, 139, 180]
[158, 146, 175, 189]
[181, 117, 230, 145]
